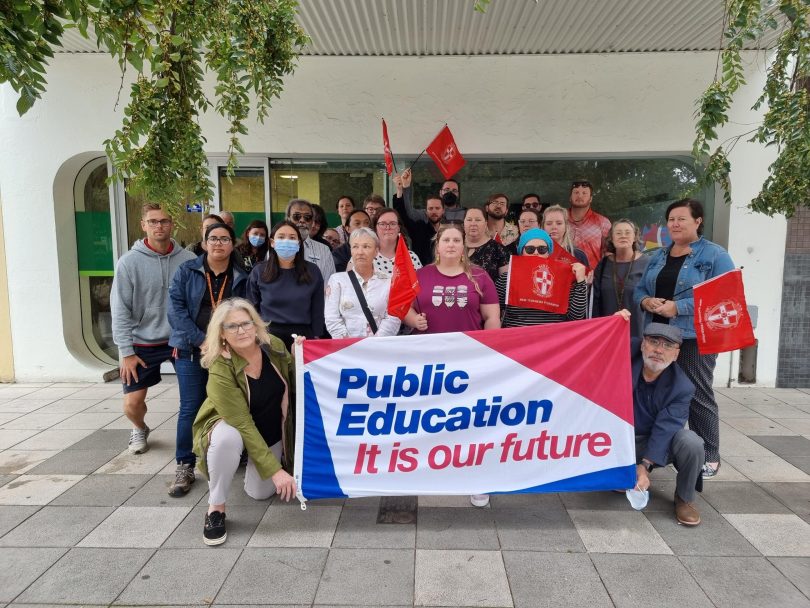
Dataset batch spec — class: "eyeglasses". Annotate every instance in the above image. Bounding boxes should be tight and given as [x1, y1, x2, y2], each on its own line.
[523, 202, 540, 209]
[291, 213, 313, 222]
[440, 188, 459, 194]
[376, 221, 399, 228]
[488, 200, 507, 207]
[644, 336, 679, 350]
[222, 320, 255, 334]
[206, 236, 232, 244]
[145, 219, 172, 227]
[364, 206, 383, 212]
[523, 245, 548, 255]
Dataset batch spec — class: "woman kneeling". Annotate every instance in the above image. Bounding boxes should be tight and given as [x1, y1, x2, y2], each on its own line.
[193, 297, 297, 546]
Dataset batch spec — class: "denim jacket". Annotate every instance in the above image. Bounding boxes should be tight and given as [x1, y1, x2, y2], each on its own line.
[168, 254, 248, 352]
[633, 237, 734, 339]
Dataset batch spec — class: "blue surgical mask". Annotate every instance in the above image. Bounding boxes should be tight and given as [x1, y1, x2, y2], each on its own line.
[274, 239, 300, 259]
[248, 234, 266, 247]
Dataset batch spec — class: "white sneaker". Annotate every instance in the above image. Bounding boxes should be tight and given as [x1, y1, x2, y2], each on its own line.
[128, 425, 150, 454]
[470, 494, 490, 507]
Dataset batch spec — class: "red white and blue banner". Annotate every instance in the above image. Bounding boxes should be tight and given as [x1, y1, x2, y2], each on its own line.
[294, 317, 636, 501]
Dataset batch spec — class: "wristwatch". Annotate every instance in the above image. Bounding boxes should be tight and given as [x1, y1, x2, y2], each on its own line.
[641, 460, 654, 473]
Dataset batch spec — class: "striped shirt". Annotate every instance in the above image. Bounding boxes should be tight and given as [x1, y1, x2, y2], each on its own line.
[496, 272, 588, 327]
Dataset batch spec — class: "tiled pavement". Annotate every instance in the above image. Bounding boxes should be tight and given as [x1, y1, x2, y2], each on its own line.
[0, 381, 808, 607]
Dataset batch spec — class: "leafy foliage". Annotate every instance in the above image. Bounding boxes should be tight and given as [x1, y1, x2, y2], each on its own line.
[1, 0, 308, 219]
[693, 0, 809, 217]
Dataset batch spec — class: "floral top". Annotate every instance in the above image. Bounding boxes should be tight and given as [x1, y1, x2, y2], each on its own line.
[491, 221, 519, 246]
[468, 239, 510, 283]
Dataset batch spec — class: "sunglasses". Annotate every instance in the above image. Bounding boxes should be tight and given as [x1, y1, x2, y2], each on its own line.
[291, 213, 313, 222]
[523, 245, 549, 255]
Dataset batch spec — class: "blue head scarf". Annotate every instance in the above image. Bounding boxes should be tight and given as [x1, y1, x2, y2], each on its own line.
[517, 228, 554, 255]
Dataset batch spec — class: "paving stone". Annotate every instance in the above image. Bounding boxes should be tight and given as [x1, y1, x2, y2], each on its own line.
[216, 547, 327, 605]
[51, 412, 121, 430]
[681, 556, 810, 608]
[640, 480, 714, 512]
[332, 506, 415, 548]
[759, 482, 810, 516]
[103, 411, 176, 430]
[0, 386, 44, 400]
[416, 495, 476, 508]
[723, 417, 797, 436]
[27, 449, 121, 475]
[745, 403, 810, 419]
[0, 451, 59, 475]
[1, 412, 72, 430]
[163, 504, 267, 548]
[0, 475, 84, 505]
[313, 548, 413, 606]
[26, 386, 87, 400]
[15, 547, 152, 605]
[10, 428, 95, 451]
[0, 475, 13, 489]
[725, 455, 810, 482]
[416, 507, 499, 550]
[489, 492, 571, 509]
[36, 398, 100, 414]
[123, 474, 208, 507]
[719, 422, 778, 458]
[0, 506, 113, 547]
[78, 506, 190, 548]
[95, 446, 174, 475]
[67, 428, 132, 451]
[0, 547, 68, 602]
[759, 389, 810, 405]
[0, 412, 22, 425]
[63, 386, 125, 401]
[50, 474, 150, 507]
[0, 399, 54, 414]
[494, 506, 585, 552]
[769, 557, 810, 597]
[0, 430, 39, 450]
[783, 457, 810, 475]
[775, 418, 810, 435]
[248, 504, 341, 547]
[701, 481, 793, 514]
[116, 547, 241, 605]
[568, 509, 672, 554]
[751, 435, 810, 457]
[558, 490, 633, 510]
[0, 505, 39, 537]
[724, 513, 810, 556]
[503, 551, 610, 608]
[718, 403, 762, 418]
[644, 508, 759, 556]
[414, 549, 508, 607]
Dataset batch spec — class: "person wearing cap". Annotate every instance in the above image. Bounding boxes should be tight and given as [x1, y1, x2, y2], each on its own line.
[495, 228, 587, 327]
[566, 179, 611, 269]
[631, 322, 703, 526]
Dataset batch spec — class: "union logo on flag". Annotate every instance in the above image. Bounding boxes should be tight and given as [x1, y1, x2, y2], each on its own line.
[441, 143, 457, 164]
[706, 299, 743, 330]
[532, 264, 554, 297]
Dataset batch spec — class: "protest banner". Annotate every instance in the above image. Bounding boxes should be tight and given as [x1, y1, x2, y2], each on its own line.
[294, 316, 636, 501]
[505, 255, 573, 314]
[694, 268, 756, 355]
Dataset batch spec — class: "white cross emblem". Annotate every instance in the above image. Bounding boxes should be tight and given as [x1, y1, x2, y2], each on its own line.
[532, 266, 553, 297]
[442, 144, 457, 164]
[706, 300, 742, 329]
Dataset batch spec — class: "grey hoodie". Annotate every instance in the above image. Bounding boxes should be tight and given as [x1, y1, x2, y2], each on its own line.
[111, 239, 196, 358]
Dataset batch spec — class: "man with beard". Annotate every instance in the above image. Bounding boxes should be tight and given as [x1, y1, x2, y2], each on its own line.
[393, 169, 445, 265]
[484, 193, 518, 246]
[438, 179, 465, 222]
[286, 199, 335, 283]
[630, 322, 703, 526]
[567, 178, 611, 269]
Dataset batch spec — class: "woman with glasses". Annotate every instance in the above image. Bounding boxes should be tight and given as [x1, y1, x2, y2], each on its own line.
[592, 219, 650, 338]
[193, 298, 297, 546]
[542, 205, 590, 268]
[635, 199, 735, 479]
[247, 221, 324, 350]
[463, 207, 510, 283]
[505, 208, 542, 255]
[235, 219, 269, 271]
[168, 222, 248, 498]
[325, 227, 401, 338]
[370, 208, 422, 277]
[496, 228, 588, 327]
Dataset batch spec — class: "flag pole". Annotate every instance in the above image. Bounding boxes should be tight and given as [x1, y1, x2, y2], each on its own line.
[407, 149, 426, 173]
[670, 266, 744, 300]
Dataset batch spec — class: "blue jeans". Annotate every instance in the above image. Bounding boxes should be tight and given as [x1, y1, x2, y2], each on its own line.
[174, 349, 208, 466]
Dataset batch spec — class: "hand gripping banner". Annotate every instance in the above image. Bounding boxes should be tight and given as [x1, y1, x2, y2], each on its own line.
[294, 316, 636, 501]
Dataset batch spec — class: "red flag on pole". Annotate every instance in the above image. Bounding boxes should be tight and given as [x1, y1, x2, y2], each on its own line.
[382, 119, 396, 175]
[693, 268, 755, 355]
[388, 235, 421, 319]
[425, 125, 466, 179]
[505, 255, 573, 314]
[549, 241, 579, 265]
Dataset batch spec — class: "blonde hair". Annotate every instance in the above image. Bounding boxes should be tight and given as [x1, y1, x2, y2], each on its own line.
[200, 298, 277, 369]
[542, 205, 576, 255]
[433, 223, 483, 296]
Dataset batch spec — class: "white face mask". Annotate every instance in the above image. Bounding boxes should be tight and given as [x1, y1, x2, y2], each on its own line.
[626, 487, 649, 510]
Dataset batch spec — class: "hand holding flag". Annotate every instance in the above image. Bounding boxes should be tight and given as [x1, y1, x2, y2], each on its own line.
[693, 268, 755, 354]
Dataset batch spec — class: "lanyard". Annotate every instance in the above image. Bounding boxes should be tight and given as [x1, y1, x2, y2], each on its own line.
[205, 271, 228, 310]
[612, 256, 635, 306]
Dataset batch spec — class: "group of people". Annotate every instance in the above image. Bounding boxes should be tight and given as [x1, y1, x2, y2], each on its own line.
[111, 176, 734, 544]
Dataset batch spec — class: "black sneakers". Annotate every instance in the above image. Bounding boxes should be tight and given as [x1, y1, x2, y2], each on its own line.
[203, 511, 227, 546]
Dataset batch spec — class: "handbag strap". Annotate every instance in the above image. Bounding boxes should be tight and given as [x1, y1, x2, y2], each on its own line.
[348, 270, 378, 334]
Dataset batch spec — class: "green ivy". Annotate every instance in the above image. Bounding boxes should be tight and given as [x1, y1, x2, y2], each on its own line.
[1, 0, 308, 220]
[693, 0, 810, 217]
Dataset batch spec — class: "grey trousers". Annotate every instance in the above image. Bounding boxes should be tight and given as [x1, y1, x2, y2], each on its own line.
[635, 428, 704, 502]
[207, 420, 282, 506]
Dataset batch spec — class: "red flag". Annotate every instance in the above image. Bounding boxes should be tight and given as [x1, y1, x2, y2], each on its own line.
[549, 241, 579, 265]
[382, 119, 395, 175]
[506, 255, 574, 314]
[388, 235, 421, 319]
[693, 269, 755, 355]
[425, 125, 466, 179]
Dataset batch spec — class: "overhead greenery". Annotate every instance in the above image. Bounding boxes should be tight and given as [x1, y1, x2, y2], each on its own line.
[1, 0, 307, 218]
[693, 0, 809, 217]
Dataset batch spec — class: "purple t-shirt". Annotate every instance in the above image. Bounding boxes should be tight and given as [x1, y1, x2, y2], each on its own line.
[413, 265, 498, 334]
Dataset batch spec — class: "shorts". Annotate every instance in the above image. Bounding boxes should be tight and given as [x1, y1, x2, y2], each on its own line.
[122, 344, 175, 394]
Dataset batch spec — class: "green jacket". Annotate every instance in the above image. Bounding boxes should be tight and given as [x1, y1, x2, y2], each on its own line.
[193, 335, 295, 480]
